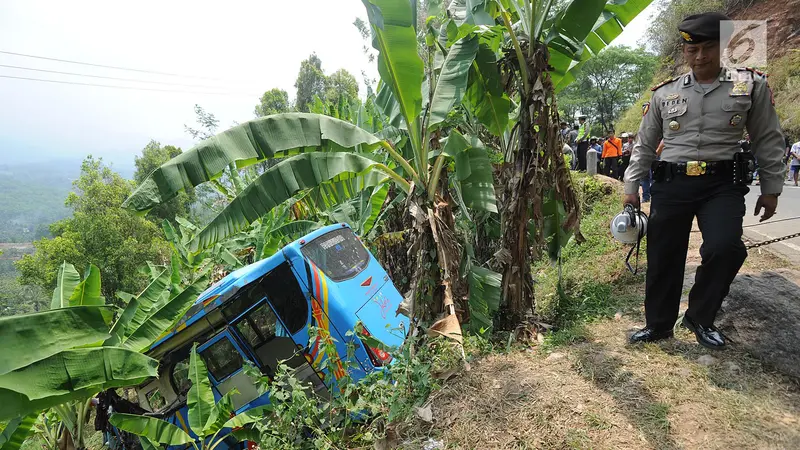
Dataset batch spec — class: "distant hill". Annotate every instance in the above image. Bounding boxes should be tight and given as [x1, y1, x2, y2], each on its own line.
[0, 160, 79, 243]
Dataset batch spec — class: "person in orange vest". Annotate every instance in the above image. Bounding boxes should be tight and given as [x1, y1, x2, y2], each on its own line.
[602, 129, 623, 178]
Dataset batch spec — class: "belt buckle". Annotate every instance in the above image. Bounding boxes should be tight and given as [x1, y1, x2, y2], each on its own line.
[685, 161, 707, 176]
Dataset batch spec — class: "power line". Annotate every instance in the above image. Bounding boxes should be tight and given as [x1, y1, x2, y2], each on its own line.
[0, 50, 256, 84]
[0, 63, 236, 90]
[0, 74, 258, 97]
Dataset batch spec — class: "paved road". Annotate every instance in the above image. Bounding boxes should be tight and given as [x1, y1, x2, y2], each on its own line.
[744, 182, 800, 264]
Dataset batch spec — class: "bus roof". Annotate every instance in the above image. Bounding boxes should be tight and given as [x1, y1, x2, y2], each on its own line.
[148, 223, 349, 352]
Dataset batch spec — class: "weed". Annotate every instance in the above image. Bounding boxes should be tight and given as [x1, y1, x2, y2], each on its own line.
[242, 326, 445, 450]
[540, 325, 588, 352]
[644, 402, 671, 433]
[585, 412, 612, 430]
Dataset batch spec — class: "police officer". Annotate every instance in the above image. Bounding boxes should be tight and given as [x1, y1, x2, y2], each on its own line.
[624, 12, 784, 349]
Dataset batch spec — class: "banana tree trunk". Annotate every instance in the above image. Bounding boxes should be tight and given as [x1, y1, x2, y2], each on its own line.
[497, 41, 581, 332]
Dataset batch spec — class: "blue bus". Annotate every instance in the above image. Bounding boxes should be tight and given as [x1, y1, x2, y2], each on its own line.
[127, 223, 409, 447]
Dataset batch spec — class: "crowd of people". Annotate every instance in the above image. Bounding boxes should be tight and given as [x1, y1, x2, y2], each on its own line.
[562, 119, 800, 201]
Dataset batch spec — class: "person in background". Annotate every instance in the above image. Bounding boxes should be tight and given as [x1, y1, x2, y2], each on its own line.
[560, 122, 570, 142]
[619, 132, 633, 180]
[569, 124, 579, 152]
[576, 115, 591, 171]
[790, 139, 800, 186]
[602, 129, 623, 179]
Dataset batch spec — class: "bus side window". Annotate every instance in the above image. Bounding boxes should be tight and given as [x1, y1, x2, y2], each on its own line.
[235, 301, 284, 346]
[260, 263, 308, 334]
[200, 338, 244, 381]
[171, 358, 192, 396]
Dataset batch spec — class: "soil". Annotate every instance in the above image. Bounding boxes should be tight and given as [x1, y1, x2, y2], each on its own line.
[402, 211, 800, 449]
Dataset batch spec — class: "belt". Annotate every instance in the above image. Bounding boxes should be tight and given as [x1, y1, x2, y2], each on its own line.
[655, 160, 734, 178]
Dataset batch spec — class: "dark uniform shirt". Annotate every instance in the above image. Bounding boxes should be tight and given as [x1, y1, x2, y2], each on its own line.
[624, 67, 785, 196]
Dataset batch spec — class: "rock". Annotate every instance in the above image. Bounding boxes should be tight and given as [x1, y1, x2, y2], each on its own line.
[614, 312, 622, 321]
[717, 271, 800, 380]
[696, 355, 717, 366]
[423, 438, 444, 450]
[722, 361, 742, 374]
[415, 404, 433, 422]
[546, 352, 566, 361]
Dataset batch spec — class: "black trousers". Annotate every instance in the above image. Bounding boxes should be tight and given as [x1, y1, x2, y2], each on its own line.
[603, 157, 618, 178]
[577, 141, 589, 171]
[645, 175, 748, 329]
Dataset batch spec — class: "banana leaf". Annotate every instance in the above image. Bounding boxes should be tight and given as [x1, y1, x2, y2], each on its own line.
[0, 347, 158, 421]
[362, 0, 425, 174]
[109, 414, 193, 445]
[467, 265, 502, 333]
[0, 306, 114, 376]
[542, 189, 573, 261]
[429, 35, 479, 131]
[190, 152, 406, 251]
[51, 262, 80, 310]
[358, 184, 390, 236]
[464, 43, 510, 136]
[125, 269, 170, 339]
[201, 389, 238, 436]
[222, 406, 272, 429]
[442, 131, 498, 213]
[187, 345, 214, 436]
[548, 0, 653, 91]
[124, 114, 383, 213]
[0, 413, 37, 450]
[120, 278, 207, 353]
[68, 264, 104, 307]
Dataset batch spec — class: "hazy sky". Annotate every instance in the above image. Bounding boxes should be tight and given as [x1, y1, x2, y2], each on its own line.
[0, 0, 657, 169]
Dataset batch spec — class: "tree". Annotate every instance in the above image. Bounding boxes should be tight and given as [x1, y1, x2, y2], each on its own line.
[184, 105, 220, 140]
[325, 69, 360, 109]
[560, 46, 658, 131]
[134, 140, 195, 223]
[16, 157, 169, 301]
[254, 88, 291, 117]
[294, 53, 328, 112]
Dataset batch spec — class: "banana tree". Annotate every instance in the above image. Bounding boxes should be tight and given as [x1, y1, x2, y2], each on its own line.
[440, 0, 652, 329]
[124, 3, 502, 334]
[110, 345, 265, 450]
[1, 261, 207, 450]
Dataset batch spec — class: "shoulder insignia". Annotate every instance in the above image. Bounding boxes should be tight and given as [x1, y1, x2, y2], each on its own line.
[650, 76, 680, 92]
[642, 102, 651, 117]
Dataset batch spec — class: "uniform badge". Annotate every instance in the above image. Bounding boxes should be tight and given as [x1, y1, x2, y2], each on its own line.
[642, 102, 650, 117]
[665, 93, 680, 100]
[730, 114, 743, 126]
[669, 120, 680, 131]
[730, 82, 749, 96]
[680, 31, 693, 42]
[668, 106, 679, 114]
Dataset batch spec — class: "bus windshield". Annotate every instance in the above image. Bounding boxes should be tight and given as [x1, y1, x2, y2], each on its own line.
[302, 228, 369, 281]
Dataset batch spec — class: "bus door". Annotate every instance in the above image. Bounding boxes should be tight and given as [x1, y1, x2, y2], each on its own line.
[224, 262, 328, 396]
[196, 329, 261, 411]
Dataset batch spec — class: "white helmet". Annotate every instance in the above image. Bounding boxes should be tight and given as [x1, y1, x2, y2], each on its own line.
[611, 204, 648, 244]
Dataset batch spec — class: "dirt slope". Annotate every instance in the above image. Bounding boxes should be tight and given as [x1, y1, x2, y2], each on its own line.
[411, 220, 800, 449]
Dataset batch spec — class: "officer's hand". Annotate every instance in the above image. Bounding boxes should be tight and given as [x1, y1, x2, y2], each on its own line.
[754, 194, 778, 222]
[623, 194, 640, 209]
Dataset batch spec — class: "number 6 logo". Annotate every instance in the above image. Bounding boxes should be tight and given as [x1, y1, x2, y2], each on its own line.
[722, 20, 767, 68]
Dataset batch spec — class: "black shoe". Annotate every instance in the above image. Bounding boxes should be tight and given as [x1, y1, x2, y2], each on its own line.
[629, 326, 674, 344]
[682, 316, 725, 349]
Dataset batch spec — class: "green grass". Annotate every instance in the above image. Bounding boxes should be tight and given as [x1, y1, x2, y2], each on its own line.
[535, 174, 644, 332]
